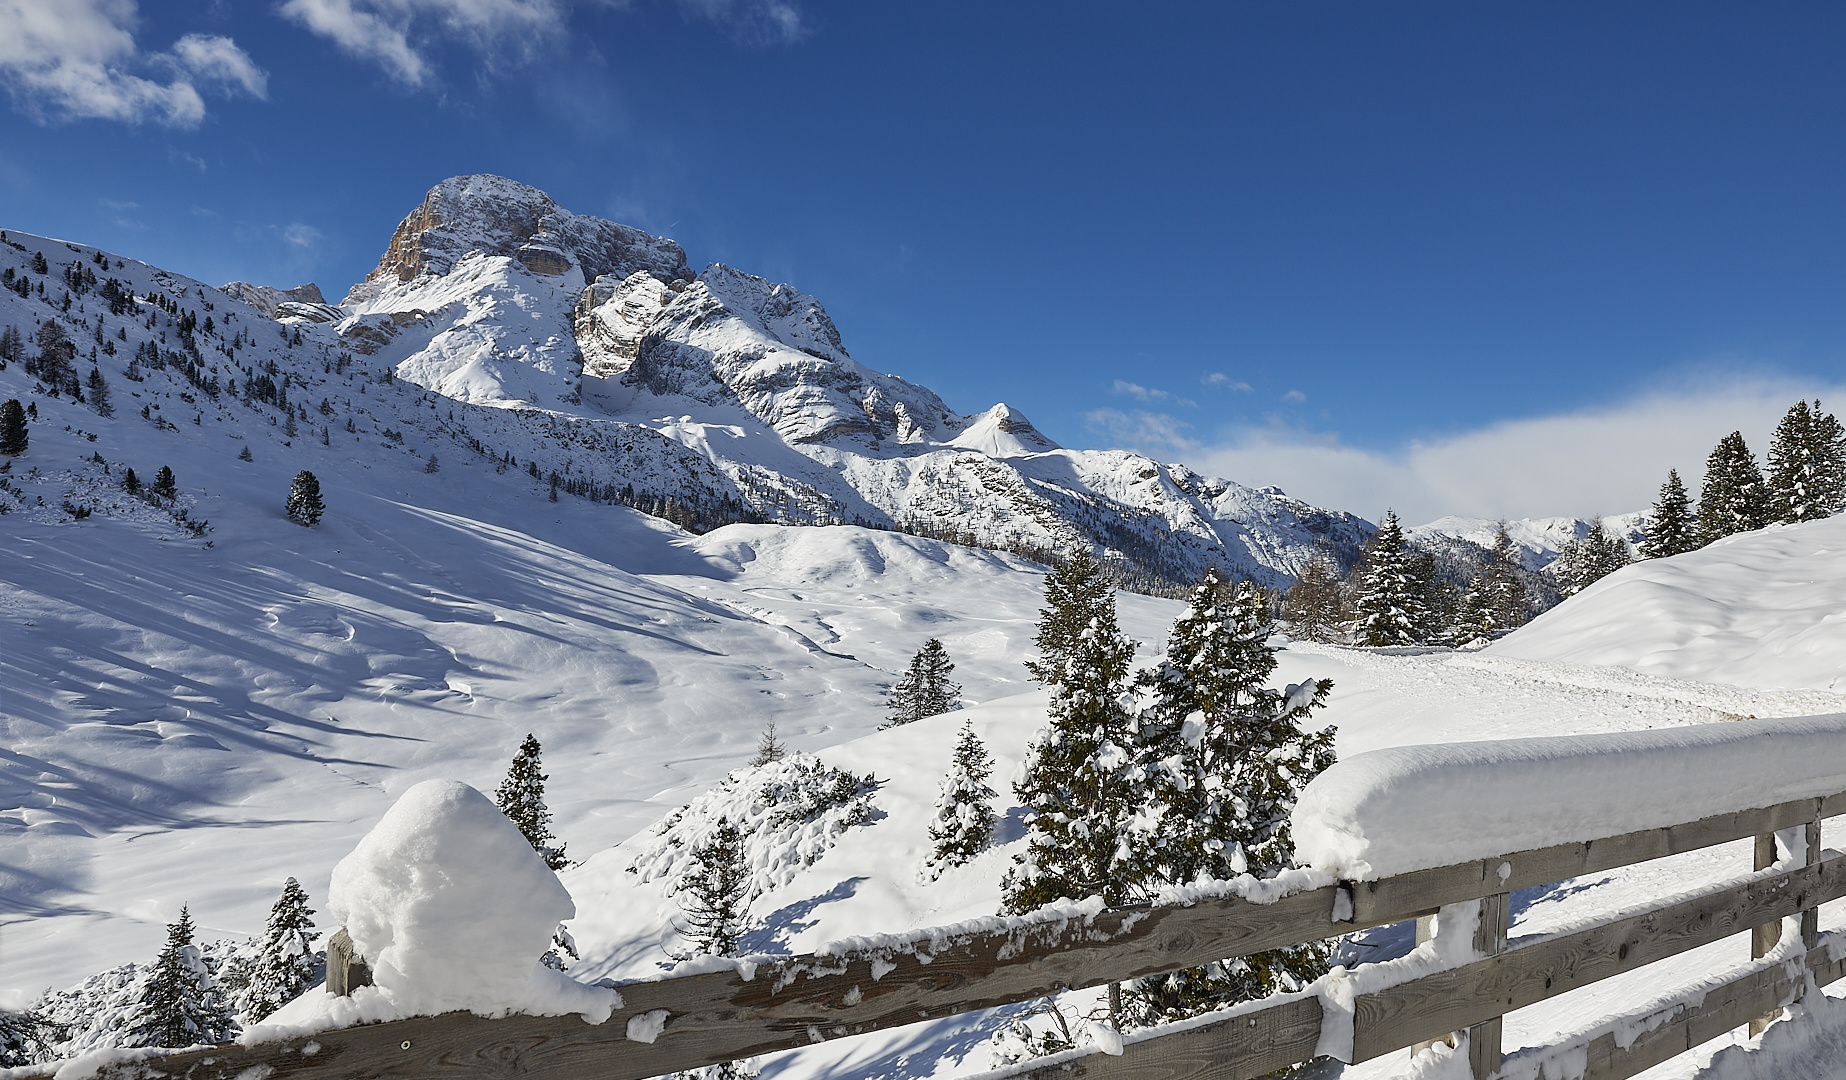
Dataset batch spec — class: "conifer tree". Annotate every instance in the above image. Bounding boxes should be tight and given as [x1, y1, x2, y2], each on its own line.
[31, 322, 77, 395]
[1555, 518, 1630, 596]
[0, 1008, 46, 1068]
[924, 721, 997, 876]
[151, 465, 177, 500]
[121, 906, 238, 1049]
[749, 722, 786, 766]
[1640, 469, 1699, 558]
[881, 639, 962, 728]
[238, 445, 254, 462]
[286, 470, 323, 526]
[1122, 570, 1336, 1022]
[1697, 432, 1766, 545]
[1350, 511, 1426, 646]
[675, 818, 749, 958]
[1282, 555, 1344, 643]
[238, 879, 319, 1023]
[87, 367, 112, 417]
[122, 466, 140, 495]
[1766, 400, 1846, 523]
[0, 399, 26, 456]
[1004, 550, 1139, 914]
[0, 324, 23, 364]
[1476, 523, 1530, 630]
[496, 734, 568, 869]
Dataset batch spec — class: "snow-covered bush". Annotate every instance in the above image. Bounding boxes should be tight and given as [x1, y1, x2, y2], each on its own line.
[627, 753, 879, 909]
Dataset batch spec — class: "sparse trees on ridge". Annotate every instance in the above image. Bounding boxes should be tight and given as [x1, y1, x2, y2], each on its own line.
[1765, 400, 1846, 524]
[496, 734, 568, 870]
[1554, 518, 1630, 597]
[881, 638, 962, 728]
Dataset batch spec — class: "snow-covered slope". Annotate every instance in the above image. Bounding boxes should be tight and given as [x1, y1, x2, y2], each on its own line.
[1486, 516, 1846, 691]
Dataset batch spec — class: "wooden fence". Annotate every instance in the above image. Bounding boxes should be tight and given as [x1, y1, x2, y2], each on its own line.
[35, 789, 1846, 1080]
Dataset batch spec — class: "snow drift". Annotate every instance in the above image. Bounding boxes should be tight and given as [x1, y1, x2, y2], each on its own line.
[1292, 713, 1846, 880]
[1488, 515, 1846, 692]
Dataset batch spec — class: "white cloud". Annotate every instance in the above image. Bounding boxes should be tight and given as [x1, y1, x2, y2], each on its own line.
[1112, 379, 1168, 403]
[1089, 375, 1846, 525]
[280, 0, 567, 85]
[283, 222, 324, 248]
[675, 0, 807, 46]
[1281, 389, 1307, 404]
[0, 0, 264, 126]
[1204, 372, 1252, 391]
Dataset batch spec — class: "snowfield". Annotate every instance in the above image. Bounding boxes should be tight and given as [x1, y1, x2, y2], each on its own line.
[5, 204, 1846, 1080]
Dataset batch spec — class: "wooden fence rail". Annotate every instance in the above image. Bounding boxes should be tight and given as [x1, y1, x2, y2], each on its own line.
[31, 791, 1845, 1080]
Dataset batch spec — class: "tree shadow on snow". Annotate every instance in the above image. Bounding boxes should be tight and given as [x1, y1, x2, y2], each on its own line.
[741, 877, 868, 955]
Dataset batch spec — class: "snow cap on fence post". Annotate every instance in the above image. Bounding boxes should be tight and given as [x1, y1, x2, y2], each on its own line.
[308, 779, 616, 1024]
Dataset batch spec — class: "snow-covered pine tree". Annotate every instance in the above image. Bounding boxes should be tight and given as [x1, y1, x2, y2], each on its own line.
[1350, 510, 1426, 646]
[1554, 518, 1630, 596]
[1476, 523, 1529, 630]
[924, 720, 997, 877]
[236, 878, 320, 1023]
[285, 470, 323, 526]
[880, 638, 963, 728]
[237, 445, 254, 462]
[495, 734, 569, 869]
[1640, 469, 1698, 558]
[670, 817, 756, 1080]
[1121, 570, 1336, 1022]
[749, 722, 786, 766]
[1004, 549, 1139, 914]
[0, 399, 26, 456]
[1697, 431, 1766, 545]
[1282, 554, 1344, 643]
[1766, 400, 1846, 523]
[120, 906, 238, 1049]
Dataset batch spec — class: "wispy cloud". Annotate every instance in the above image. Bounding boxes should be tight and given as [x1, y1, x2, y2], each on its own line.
[1111, 379, 1196, 409]
[0, 1, 265, 127]
[1282, 389, 1306, 404]
[280, 0, 567, 85]
[282, 222, 324, 248]
[1084, 407, 1199, 461]
[1203, 372, 1252, 391]
[675, 0, 808, 46]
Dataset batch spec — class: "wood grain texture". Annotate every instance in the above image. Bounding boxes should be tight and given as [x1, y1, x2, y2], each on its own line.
[1001, 995, 1324, 1080]
[1465, 893, 1509, 1080]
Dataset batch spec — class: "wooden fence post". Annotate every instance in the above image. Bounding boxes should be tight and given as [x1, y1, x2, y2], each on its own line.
[1410, 915, 1452, 1056]
[325, 927, 372, 997]
[1748, 832, 1782, 1038]
[1467, 892, 1511, 1080]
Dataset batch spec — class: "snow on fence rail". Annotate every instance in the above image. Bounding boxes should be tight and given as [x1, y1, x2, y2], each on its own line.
[21, 716, 1846, 1080]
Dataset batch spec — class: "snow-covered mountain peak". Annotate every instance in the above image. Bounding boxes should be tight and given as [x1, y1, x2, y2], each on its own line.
[219, 281, 326, 318]
[343, 174, 690, 307]
[948, 403, 1059, 456]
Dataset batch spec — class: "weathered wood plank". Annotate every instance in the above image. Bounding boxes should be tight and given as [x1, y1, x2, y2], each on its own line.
[1566, 938, 1846, 1080]
[1465, 892, 1509, 1080]
[1350, 853, 1846, 1061]
[1001, 995, 1324, 1080]
[1347, 795, 1832, 925]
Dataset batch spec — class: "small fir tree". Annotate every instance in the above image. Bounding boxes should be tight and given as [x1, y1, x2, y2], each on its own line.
[674, 817, 749, 958]
[151, 465, 177, 500]
[1697, 431, 1767, 545]
[237, 445, 254, 462]
[496, 734, 569, 869]
[87, 366, 112, 417]
[0, 324, 23, 364]
[750, 722, 786, 766]
[1282, 554, 1344, 643]
[121, 906, 238, 1049]
[1350, 511, 1426, 646]
[286, 470, 324, 526]
[1640, 469, 1699, 558]
[238, 878, 319, 1023]
[424, 453, 439, 473]
[0, 399, 26, 456]
[1125, 569, 1336, 1023]
[881, 639, 962, 728]
[122, 466, 140, 495]
[924, 721, 997, 876]
[1004, 549, 1140, 914]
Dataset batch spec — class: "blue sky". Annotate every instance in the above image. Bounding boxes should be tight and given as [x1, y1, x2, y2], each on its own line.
[3, 1, 1843, 522]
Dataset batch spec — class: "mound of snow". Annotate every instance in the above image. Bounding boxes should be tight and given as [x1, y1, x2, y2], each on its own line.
[263, 780, 614, 1030]
[1292, 712, 1846, 880]
[1488, 516, 1846, 691]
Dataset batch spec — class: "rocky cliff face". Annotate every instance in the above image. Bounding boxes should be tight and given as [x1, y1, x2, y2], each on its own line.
[220, 280, 326, 317]
[300, 174, 1377, 589]
[344, 175, 690, 306]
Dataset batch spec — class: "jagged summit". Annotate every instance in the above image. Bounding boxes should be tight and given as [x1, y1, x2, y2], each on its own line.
[343, 174, 690, 307]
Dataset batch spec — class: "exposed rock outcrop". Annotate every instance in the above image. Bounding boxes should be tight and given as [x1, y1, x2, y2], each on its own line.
[221, 281, 327, 319]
